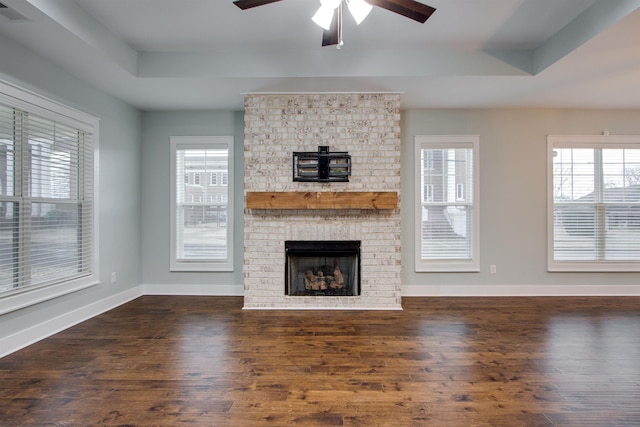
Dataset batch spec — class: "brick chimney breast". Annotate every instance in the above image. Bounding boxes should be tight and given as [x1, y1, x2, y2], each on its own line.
[243, 93, 401, 310]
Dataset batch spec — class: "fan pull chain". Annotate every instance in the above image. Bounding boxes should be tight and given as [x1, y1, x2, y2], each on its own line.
[337, 1, 344, 49]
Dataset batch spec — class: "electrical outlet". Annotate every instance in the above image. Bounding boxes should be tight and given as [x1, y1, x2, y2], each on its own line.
[490, 265, 497, 274]
[110, 272, 117, 283]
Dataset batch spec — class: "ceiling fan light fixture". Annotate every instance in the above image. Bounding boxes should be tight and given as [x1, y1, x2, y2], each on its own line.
[312, 0, 341, 30]
[346, 0, 372, 25]
[320, 0, 342, 9]
[312, 5, 335, 30]
[235, 0, 437, 48]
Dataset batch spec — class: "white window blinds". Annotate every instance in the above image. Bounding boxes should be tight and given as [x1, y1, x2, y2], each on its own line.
[170, 136, 233, 272]
[415, 136, 480, 272]
[0, 103, 93, 296]
[548, 135, 640, 271]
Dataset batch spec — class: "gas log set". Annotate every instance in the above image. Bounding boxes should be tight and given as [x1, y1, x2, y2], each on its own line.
[285, 240, 361, 297]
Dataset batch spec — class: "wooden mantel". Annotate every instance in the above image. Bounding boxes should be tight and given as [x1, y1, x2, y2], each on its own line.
[245, 191, 398, 210]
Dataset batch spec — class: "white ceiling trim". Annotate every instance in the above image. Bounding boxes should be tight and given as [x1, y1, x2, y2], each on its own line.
[1, 0, 639, 110]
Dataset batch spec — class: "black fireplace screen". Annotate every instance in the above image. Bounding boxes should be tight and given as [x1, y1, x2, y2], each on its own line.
[285, 240, 361, 296]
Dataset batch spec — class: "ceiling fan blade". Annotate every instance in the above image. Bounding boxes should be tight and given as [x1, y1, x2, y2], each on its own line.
[366, 0, 436, 23]
[321, 8, 340, 46]
[233, 0, 283, 10]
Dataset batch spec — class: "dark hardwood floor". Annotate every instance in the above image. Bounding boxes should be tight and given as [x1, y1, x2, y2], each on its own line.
[1, 296, 640, 426]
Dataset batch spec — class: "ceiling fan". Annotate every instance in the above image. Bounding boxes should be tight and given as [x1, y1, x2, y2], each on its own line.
[233, 0, 436, 48]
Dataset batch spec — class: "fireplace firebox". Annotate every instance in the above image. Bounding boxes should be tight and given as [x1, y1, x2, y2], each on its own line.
[285, 241, 361, 296]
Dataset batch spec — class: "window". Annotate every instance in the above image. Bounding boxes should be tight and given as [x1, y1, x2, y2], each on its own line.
[548, 135, 640, 271]
[0, 80, 98, 313]
[423, 150, 434, 171]
[415, 135, 480, 272]
[424, 184, 434, 203]
[456, 183, 465, 201]
[170, 136, 233, 271]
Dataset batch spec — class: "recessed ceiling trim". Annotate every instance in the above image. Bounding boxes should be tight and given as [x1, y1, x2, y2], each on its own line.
[534, 0, 640, 73]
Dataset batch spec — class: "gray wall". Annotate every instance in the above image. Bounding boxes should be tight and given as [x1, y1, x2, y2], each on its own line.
[140, 111, 244, 293]
[140, 108, 640, 296]
[0, 33, 142, 342]
[401, 109, 640, 295]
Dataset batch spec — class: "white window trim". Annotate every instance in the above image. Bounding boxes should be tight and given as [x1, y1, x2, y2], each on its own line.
[0, 79, 100, 315]
[414, 135, 480, 272]
[547, 134, 640, 272]
[170, 136, 234, 272]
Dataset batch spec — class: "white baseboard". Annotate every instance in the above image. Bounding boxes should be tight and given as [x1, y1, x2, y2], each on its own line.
[0, 286, 143, 358]
[402, 284, 640, 297]
[143, 283, 243, 296]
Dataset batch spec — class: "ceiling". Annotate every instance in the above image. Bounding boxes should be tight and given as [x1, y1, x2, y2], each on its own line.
[1, 0, 640, 111]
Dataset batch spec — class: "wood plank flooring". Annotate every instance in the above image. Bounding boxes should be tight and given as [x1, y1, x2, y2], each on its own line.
[1, 296, 640, 426]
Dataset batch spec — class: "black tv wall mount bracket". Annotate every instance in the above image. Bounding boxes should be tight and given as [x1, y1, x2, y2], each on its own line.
[292, 146, 351, 183]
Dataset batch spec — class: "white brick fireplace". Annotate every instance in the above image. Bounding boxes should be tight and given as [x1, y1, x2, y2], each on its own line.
[243, 93, 402, 309]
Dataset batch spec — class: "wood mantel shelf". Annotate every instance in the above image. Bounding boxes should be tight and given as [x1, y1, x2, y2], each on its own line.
[245, 191, 398, 210]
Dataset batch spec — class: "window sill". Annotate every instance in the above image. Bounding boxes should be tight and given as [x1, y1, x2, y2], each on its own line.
[0, 279, 99, 315]
[548, 261, 640, 272]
